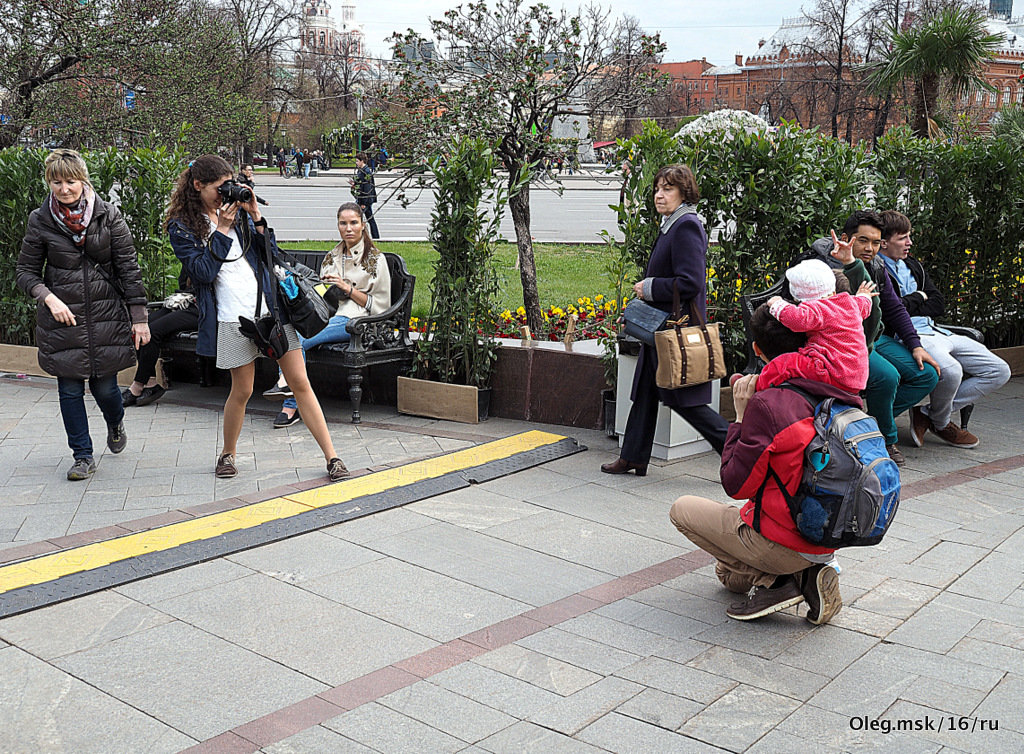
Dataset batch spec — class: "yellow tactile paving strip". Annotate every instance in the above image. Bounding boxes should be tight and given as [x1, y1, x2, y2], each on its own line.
[0, 430, 567, 596]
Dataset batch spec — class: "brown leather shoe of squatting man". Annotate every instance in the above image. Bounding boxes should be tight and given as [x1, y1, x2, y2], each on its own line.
[886, 444, 906, 467]
[799, 564, 843, 626]
[930, 421, 979, 449]
[726, 575, 804, 621]
[600, 458, 648, 476]
[909, 406, 930, 448]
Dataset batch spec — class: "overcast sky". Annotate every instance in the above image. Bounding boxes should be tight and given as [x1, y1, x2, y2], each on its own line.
[351, 0, 811, 66]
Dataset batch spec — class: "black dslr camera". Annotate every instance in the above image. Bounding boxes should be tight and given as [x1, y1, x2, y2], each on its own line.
[217, 180, 254, 204]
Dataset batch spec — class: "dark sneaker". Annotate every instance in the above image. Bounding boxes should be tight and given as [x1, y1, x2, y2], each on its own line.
[263, 383, 293, 399]
[726, 576, 804, 621]
[273, 410, 301, 428]
[909, 406, 929, 448]
[107, 421, 127, 454]
[800, 564, 843, 625]
[931, 421, 979, 449]
[67, 457, 96, 481]
[886, 444, 906, 467]
[327, 457, 349, 481]
[135, 384, 166, 407]
[215, 453, 237, 478]
[121, 388, 139, 407]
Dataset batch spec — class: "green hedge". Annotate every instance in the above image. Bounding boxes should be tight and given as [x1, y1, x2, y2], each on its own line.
[0, 145, 185, 345]
[613, 122, 1024, 372]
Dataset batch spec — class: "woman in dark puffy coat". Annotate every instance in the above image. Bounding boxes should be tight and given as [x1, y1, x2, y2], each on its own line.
[16, 149, 150, 481]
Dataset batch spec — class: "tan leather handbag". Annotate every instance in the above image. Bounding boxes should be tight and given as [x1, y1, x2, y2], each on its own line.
[654, 283, 726, 389]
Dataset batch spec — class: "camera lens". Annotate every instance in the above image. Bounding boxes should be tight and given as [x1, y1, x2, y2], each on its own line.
[217, 181, 253, 203]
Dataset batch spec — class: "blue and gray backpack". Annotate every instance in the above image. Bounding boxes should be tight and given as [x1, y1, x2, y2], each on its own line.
[753, 384, 902, 548]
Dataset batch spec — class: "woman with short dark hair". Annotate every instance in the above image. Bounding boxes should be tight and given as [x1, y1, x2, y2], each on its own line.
[602, 164, 729, 476]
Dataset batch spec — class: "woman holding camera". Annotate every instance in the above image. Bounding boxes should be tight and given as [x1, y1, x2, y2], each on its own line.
[16, 149, 150, 481]
[263, 202, 391, 427]
[166, 154, 347, 481]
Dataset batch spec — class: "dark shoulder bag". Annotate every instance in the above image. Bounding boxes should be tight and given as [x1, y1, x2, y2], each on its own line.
[236, 218, 289, 360]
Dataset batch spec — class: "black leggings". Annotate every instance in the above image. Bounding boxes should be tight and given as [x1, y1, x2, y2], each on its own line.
[133, 306, 199, 383]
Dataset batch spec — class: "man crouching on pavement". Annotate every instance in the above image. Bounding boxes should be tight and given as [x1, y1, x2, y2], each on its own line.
[670, 305, 850, 625]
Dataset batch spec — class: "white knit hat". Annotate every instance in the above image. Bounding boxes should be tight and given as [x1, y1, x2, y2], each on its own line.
[786, 259, 836, 302]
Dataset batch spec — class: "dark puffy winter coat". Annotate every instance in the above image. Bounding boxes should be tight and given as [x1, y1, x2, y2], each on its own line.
[16, 197, 147, 379]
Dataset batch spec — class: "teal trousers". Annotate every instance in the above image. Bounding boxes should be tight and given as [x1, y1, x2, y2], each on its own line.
[866, 335, 939, 445]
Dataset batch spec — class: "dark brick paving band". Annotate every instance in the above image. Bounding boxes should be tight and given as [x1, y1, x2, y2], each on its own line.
[179, 453, 1024, 753]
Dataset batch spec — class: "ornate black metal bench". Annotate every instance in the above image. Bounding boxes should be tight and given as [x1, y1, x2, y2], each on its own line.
[159, 250, 415, 424]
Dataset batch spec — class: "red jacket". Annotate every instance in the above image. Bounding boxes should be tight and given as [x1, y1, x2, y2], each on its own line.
[721, 378, 862, 555]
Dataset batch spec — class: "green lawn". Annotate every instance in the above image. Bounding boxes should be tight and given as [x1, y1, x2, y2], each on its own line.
[280, 240, 614, 320]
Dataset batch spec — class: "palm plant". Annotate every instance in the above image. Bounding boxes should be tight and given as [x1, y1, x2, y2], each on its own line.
[991, 104, 1024, 142]
[866, 6, 1004, 138]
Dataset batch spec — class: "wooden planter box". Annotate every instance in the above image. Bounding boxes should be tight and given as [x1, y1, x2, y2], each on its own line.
[397, 376, 489, 424]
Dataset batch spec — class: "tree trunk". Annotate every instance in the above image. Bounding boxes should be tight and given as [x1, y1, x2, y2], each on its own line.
[913, 74, 939, 138]
[508, 182, 543, 335]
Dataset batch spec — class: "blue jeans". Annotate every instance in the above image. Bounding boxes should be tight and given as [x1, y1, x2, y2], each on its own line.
[282, 315, 350, 410]
[57, 374, 124, 460]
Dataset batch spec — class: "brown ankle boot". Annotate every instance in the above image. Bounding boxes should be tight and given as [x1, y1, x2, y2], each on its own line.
[600, 458, 647, 476]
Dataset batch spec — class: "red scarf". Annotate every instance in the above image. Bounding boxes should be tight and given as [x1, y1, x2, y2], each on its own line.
[48, 191, 91, 247]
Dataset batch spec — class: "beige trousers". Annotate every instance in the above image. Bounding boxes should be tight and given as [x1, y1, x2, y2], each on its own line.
[670, 495, 814, 593]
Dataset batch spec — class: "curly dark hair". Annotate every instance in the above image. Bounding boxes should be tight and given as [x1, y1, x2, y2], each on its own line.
[165, 154, 233, 243]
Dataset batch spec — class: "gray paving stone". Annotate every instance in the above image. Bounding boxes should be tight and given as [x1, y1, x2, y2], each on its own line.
[594, 599, 718, 643]
[613, 687, 704, 732]
[745, 728, 845, 753]
[0, 590, 173, 660]
[628, 583, 733, 627]
[474, 644, 602, 696]
[53, 621, 325, 741]
[577, 711, 724, 753]
[851, 578, 942, 620]
[113, 557, 254, 604]
[558, 612, 708, 662]
[826, 604, 903, 638]
[972, 673, 1024, 733]
[323, 702, 466, 753]
[482, 509, 682, 576]
[476, 720, 604, 753]
[773, 626, 879, 677]
[896, 673, 988, 717]
[947, 550, 1023, 603]
[685, 645, 830, 701]
[526, 676, 644, 736]
[0, 646, 195, 754]
[261, 725, 376, 753]
[226, 531, 383, 584]
[882, 699, 1017, 751]
[517, 626, 643, 675]
[476, 465, 589, 500]
[379, 680, 517, 744]
[353, 520, 608, 606]
[431, 662, 562, 718]
[778, 702, 942, 752]
[680, 683, 801, 751]
[868, 642, 1004, 692]
[305, 558, 529, 643]
[885, 603, 982, 653]
[406, 487, 546, 530]
[806, 655, 917, 718]
[968, 618, 1024, 648]
[689, 611, 814, 660]
[616, 655, 736, 705]
[154, 572, 435, 685]
[911, 540, 989, 574]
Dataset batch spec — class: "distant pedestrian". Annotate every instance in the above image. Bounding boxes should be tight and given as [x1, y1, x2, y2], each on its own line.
[276, 149, 286, 177]
[350, 151, 380, 239]
[294, 148, 305, 179]
[16, 149, 150, 481]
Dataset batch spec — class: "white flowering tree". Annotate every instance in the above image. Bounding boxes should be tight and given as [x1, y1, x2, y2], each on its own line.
[675, 109, 770, 142]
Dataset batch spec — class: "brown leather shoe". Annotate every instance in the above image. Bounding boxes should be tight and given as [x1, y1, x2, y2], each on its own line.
[931, 421, 979, 449]
[215, 453, 237, 478]
[600, 458, 647, 476]
[909, 406, 929, 448]
[886, 444, 906, 467]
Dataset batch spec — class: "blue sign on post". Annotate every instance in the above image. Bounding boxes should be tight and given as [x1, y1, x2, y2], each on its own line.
[124, 89, 135, 110]
[0, 115, 9, 124]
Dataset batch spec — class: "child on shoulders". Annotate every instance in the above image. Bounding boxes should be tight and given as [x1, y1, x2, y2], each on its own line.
[758, 251, 877, 395]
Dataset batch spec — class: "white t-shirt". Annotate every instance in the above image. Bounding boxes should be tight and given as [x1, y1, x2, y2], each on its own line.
[212, 222, 267, 323]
